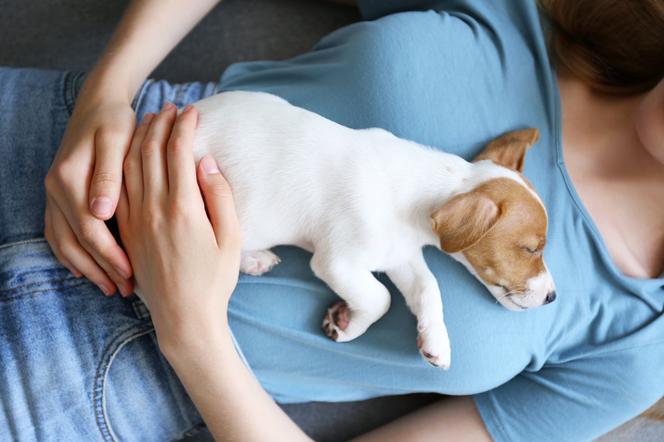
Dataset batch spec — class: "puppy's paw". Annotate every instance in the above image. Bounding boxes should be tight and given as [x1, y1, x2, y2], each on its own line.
[240, 250, 281, 276]
[416, 323, 451, 369]
[322, 301, 351, 342]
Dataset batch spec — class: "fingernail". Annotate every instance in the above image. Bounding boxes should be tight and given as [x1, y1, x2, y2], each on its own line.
[91, 196, 113, 217]
[99, 284, 113, 296]
[183, 104, 194, 113]
[162, 102, 175, 112]
[71, 269, 82, 278]
[119, 284, 132, 298]
[201, 155, 220, 175]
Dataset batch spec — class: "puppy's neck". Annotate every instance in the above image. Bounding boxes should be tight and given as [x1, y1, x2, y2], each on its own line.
[378, 139, 502, 248]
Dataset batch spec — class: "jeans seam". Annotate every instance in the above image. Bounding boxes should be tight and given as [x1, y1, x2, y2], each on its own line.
[177, 422, 208, 440]
[93, 325, 155, 442]
[63, 71, 85, 115]
[0, 278, 88, 299]
[132, 79, 153, 112]
[0, 237, 47, 251]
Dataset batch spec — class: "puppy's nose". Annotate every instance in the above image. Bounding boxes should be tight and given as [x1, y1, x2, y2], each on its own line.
[544, 291, 557, 304]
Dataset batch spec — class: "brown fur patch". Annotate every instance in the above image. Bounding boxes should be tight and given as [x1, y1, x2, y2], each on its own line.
[474, 128, 540, 172]
[433, 178, 548, 290]
[431, 192, 499, 253]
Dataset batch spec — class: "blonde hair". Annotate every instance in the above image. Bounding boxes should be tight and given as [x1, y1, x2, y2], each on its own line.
[539, 0, 664, 94]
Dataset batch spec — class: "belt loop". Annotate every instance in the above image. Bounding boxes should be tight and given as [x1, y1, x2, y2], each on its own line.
[131, 298, 151, 321]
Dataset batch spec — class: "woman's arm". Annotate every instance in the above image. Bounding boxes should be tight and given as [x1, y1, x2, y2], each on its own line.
[351, 396, 491, 442]
[89, 0, 223, 102]
[45, 0, 221, 298]
[161, 321, 312, 441]
[117, 105, 311, 441]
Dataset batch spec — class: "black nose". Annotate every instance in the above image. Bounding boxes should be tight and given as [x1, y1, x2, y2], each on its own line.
[544, 291, 557, 304]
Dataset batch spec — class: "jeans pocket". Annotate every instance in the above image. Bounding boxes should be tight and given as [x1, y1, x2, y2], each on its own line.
[98, 329, 203, 442]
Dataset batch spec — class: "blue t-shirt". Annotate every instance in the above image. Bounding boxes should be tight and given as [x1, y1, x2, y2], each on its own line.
[203, 1, 664, 440]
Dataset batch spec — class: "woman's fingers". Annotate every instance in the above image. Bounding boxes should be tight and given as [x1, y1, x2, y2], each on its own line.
[116, 181, 130, 226]
[45, 207, 81, 278]
[196, 155, 241, 249]
[123, 113, 154, 208]
[167, 105, 199, 200]
[50, 189, 134, 296]
[142, 103, 177, 201]
[89, 122, 135, 220]
[46, 198, 118, 296]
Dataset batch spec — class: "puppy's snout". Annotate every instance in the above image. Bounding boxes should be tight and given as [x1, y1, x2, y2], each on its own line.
[544, 290, 557, 305]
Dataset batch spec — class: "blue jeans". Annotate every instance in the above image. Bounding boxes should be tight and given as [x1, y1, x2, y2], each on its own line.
[0, 68, 218, 441]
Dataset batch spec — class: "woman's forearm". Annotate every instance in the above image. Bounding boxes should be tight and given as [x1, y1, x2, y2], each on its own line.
[351, 396, 491, 442]
[85, 0, 222, 101]
[161, 324, 312, 442]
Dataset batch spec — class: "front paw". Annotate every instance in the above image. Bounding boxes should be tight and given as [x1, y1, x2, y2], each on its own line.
[240, 250, 281, 276]
[416, 323, 451, 369]
[322, 301, 350, 341]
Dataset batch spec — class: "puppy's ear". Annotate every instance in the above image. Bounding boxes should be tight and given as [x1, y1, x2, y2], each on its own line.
[474, 128, 539, 172]
[432, 192, 499, 253]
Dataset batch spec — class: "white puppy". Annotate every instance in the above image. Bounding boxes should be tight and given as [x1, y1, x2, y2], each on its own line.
[191, 91, 556, 369]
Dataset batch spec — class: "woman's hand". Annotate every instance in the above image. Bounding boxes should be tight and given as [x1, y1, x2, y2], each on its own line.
[116, 103, 241, 348]
[45, 81, 136, 297]
[44, 0, 225, 297]
[116, 105, 310, 442]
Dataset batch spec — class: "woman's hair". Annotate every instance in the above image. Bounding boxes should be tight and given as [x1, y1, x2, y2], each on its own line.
[539, 0, 664, 93]
[644, 397, 664, 421]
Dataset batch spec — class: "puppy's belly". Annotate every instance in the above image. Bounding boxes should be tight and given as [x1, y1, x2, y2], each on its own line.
[236, 204, 313, 253]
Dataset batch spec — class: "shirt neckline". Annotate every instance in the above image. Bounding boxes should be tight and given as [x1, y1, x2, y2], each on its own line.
[550, 68, 664, 290]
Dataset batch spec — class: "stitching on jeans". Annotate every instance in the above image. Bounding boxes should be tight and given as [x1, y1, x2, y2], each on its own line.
[0, 237, 47, 251]
[179, 422, 207, 439]
[93, 326, 154, 442]
[63, 71, 84, 116]
[132, 79, 153, 112]
[131, 299, 151, 320]
[0, 279, 88, 299]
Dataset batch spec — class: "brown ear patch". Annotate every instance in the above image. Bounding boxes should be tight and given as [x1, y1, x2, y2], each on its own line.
[431, 191, 499, 253]
[474, 128, 540, 172]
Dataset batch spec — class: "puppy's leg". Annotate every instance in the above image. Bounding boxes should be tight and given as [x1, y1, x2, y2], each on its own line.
[387, 252, 450, 369]
[240, 250, 281, 276]
[311, 253, 391, 343]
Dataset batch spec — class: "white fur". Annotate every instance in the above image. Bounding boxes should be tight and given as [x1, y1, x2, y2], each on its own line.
[191, 91, 552, 368]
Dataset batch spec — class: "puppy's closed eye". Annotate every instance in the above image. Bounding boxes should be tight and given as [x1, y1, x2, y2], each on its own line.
[521, 245, 542, 256]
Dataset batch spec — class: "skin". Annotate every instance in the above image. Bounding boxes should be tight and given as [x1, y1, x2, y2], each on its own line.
[43, 0, 663, 440]
[558, 68, 664, 278]
[45, 0, 223, 297]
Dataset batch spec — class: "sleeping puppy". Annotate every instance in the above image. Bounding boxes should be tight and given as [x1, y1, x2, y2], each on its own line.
[190, 91, 556, 369]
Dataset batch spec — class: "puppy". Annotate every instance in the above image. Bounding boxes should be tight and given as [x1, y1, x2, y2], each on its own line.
[191, 91, 556, 369]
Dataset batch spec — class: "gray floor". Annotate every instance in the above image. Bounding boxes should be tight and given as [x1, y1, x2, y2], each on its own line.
[1, 0, 660, 440]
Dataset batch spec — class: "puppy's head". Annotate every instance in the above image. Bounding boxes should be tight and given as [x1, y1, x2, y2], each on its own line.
[432, 129, 556, 311]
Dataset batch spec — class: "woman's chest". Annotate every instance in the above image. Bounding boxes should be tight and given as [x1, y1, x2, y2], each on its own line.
[566, 161, 664, 279]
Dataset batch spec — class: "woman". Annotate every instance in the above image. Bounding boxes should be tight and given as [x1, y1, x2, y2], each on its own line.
[0, 0, 662, 440]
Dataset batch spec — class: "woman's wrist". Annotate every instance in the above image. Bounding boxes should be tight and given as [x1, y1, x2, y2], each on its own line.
[78, 76, 134, 109]
[153, 305, 232, 362]
[79, 59, 142, 107]
[157, 316, 234, 369]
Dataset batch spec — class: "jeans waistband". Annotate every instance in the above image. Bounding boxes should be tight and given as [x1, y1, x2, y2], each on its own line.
[133, 79, 219, 119]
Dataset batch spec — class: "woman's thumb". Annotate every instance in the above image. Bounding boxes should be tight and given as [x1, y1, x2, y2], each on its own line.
[89, 131, 127, 220]
[197, 155, 240, 246]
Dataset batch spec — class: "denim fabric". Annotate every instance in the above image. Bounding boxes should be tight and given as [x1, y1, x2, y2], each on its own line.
[0, 68, 215, 442]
